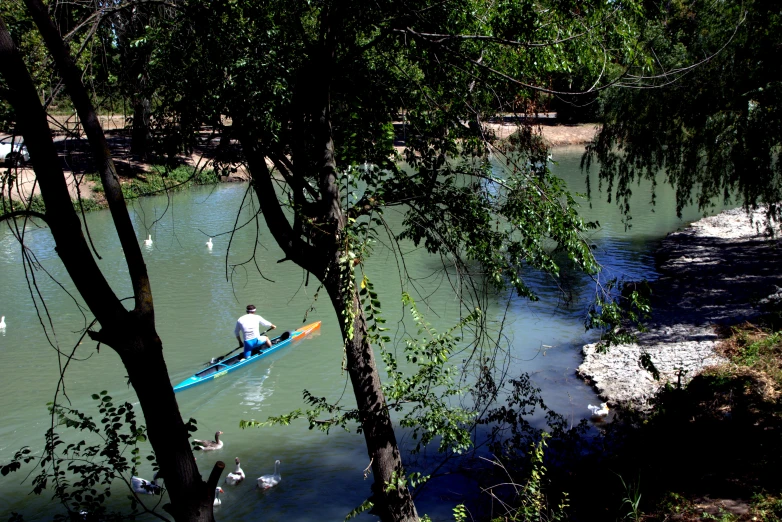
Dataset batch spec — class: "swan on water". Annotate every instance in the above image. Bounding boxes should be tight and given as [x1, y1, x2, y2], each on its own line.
[257, 459, 281, 489]
[588, 402, 610, 417]
[144, 235, 153, 246]
[213, 487, 224, 506]
[193, 430, 223, 451]
[206, 238, 213, 249]
[0, 316, 5, 329]
[225, 457, 245, 485]
[131, 471, 161, 495]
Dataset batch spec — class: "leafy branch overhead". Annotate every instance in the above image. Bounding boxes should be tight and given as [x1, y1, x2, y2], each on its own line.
[585, 0, 782, 225]
[1, 391, 168, 521]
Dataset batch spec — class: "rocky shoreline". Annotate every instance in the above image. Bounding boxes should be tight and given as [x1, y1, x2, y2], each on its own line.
[578, 207, 782, 410]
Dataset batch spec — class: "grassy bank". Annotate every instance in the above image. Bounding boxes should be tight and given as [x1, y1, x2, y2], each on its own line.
[89, 164, 220, 201]
[5, 165, 219, 215]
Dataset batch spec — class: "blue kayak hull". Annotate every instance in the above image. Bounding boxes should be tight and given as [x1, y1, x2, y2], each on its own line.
[173, 321, 321, 393]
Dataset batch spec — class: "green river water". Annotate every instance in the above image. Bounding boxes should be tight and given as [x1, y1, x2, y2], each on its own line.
[0, 146, 728, 520]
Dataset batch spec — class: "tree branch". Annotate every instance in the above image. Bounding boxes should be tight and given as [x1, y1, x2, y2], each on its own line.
[25, 0, 155, 318]
[0, 12, 126, 327]
[237, 132, 324, 278]
[0, 209, 49, 224]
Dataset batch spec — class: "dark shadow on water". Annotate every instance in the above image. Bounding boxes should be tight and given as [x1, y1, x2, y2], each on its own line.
[649, 234, 782, 328]
[414, 363, 782, 521]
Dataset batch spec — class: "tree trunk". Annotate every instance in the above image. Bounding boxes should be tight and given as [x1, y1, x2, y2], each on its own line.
[241, 130, 420, 522]
[325, 275, 420, 522]
[116, 329, 219, 522]
[238, 5, 420, 519]
[1, 6, 221, 521]
[130, 97, 151, 159]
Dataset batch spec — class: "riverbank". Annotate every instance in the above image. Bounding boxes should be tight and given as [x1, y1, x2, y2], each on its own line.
[577, 207, 782, 410]
[2, 117, 598, 205]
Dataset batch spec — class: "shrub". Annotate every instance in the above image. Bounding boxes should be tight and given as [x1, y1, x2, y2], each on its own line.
[120, 165, 218, 200]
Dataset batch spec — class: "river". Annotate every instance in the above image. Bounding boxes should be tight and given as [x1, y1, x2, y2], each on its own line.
[0, 146, 727, 520]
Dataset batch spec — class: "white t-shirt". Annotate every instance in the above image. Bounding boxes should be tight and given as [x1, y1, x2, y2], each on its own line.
[234, 313, 272, 341]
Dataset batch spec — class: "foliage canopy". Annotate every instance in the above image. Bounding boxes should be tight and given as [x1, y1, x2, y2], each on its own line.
[585, 0, 782, 225]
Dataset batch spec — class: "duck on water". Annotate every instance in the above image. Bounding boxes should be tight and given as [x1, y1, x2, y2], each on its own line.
[193, 430, 224, 451]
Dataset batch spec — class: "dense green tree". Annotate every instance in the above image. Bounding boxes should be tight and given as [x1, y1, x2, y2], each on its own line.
[1, 0, 672, 520]
[0, 1, 219, 520]
[585, 0, 782, 222]
[142, 1, 648, 519]
[107, 0, 182, 157]
[0, 0, 47, 128]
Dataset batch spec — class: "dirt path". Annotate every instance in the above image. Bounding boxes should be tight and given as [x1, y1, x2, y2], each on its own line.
[47, 114, 128, 135]
[3, 166, 95, 202]
[485, 121, 599, 146]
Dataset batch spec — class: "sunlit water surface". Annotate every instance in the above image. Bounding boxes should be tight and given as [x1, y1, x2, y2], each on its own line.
[0, 146, 729, 520]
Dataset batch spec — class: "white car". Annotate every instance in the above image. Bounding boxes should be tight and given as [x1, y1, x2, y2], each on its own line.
[0, 139, 30, 164]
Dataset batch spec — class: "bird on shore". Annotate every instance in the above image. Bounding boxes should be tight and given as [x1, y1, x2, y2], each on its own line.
[0, 316, 5, 329]
[144, 235, 153, 246]
[131, 471, 162, 495]
[225, 457, 245, 485]
[213, 487, 224, 506]
[193, 430, 224, 451]
[588, 403, 610, 417]
[257, 459, 281, 489]
[206, 237, 213, 249]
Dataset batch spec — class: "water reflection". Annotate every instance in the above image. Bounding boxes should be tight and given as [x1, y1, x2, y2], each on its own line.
[237, 365, 274, 410]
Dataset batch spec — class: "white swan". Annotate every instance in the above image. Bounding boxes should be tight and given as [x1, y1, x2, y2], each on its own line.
[144, 235, 153, 246]
[257, 459, 281, 489]
[131, 471, 161, 495]
[225, 457, 245, 485]
[206, 238, 213, 249]
[588, 402, 610, 417]
[193, 430, 223, 451]
[213, 486, 224, 506]
[0, 316, 5, 329]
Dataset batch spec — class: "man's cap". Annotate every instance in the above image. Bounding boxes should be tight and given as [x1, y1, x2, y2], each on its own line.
[246, 305, 256, 312]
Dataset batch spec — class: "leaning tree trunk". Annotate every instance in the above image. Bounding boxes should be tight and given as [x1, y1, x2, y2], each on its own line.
[117, 328, 220, 521]
[324, 271, 420, 522]
[1, 5, 221, 520]
[240, 132, 420, 522]
[240, 134, 420, 522]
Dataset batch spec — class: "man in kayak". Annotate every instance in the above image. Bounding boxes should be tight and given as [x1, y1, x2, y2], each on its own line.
[235, 305, 276, 360]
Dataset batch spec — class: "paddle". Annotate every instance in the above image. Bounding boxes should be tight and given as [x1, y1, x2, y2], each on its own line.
[206, 327, 274, 365]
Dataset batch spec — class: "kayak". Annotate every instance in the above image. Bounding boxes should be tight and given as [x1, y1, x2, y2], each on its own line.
[173, 321, 321, 393]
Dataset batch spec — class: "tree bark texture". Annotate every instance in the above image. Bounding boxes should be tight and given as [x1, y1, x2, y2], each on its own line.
[239, 10, 419, 518]
[131, 97, 152, 159]
[1, 6, 219, 521]
[325, 279, 420, 522]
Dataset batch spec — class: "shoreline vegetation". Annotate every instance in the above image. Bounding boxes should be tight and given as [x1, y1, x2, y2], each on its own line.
[3, 165, 221, 215]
